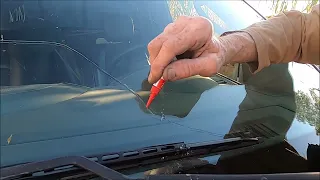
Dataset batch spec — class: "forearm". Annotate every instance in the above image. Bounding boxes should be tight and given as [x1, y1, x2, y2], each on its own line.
[218, 32, 258, 65]
[217, 4, 319, 73]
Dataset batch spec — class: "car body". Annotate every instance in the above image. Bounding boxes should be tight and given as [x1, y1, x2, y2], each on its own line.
[1, 0, 319, 177]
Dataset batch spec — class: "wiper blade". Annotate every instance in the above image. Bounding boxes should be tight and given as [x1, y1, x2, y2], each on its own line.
[186, 137, 260, 151]
[94, 138, 260, 171]
[1, 138, 260, 180]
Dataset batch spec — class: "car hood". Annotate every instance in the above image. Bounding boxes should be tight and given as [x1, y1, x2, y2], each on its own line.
[1, 70, 318, 167]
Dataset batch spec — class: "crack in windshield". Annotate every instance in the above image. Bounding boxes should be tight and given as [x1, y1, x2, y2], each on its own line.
[0, 39, 155, 114]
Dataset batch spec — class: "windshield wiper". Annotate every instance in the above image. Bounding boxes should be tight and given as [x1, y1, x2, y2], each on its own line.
[2, 156, 319, 180]
[1, 137, 261, 180]
[0, 156, 128, 180]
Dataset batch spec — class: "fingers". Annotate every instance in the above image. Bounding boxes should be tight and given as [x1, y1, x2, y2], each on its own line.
[147, 16, 214, 83]
[148, 33, 168, 66]
[148, 29, 195, 83]
[163, 22, 184, 34]
[162, 54, 219, 82]
[148, 17, 189, 67]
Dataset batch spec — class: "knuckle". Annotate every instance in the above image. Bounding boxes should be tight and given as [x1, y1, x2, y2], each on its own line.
[147, 40, 156, 51]
[174, 36, 184, 47]
[162, 40, 173, 51]
[148, 34, 166, 52]
[175, 61, 192, 78]
[164, 23, 174, 33]
[163, 40, 179, 57]
[196, 16, 210, 24]
[194, 17, 211, 29]
[185, 63, 193, 77]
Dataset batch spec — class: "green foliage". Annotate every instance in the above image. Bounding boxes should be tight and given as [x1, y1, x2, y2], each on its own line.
[295, 89, 320, 135]
[268, 0, 318, 15]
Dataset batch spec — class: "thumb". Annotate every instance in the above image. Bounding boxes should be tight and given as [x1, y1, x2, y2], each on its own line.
[163, 54, 219, 81]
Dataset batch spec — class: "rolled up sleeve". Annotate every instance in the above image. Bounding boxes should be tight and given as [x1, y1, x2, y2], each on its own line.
[243, 4, 320, 73]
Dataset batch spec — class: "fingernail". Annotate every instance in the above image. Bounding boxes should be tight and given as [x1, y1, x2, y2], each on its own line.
[167, 68, 176, 81]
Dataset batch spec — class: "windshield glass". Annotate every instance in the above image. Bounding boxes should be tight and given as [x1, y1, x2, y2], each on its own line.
[1, 0, 319, 170]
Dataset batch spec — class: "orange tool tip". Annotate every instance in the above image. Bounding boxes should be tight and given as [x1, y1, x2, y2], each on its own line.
[146, 94, 155, 108]
[146, 78, 166, 108]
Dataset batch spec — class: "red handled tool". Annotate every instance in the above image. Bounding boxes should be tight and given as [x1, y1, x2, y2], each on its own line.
[146, 77, 166, 108]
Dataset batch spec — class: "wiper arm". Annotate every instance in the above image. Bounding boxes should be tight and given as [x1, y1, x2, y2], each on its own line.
[2, 156, 319, 180]
[0, 156, 129, 180]
[1, 138, 260, 180]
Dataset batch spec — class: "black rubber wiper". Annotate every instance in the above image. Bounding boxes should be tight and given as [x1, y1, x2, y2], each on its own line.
[87, 137, 261, 172]
[0, 138, 260, 180]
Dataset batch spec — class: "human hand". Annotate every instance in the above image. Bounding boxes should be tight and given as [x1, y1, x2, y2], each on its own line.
[147, 16, 226, 84]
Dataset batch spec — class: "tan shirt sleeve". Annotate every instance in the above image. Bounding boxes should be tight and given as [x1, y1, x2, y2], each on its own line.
[242, 4, 320, 73]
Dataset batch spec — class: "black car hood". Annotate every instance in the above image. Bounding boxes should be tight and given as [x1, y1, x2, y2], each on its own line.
[1, 66, 319, 167]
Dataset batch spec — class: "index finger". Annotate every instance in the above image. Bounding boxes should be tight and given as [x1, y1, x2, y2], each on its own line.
[148, 29, 195, 83]
[147, 33, 167, 65]
[147, 22, 185, 65]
